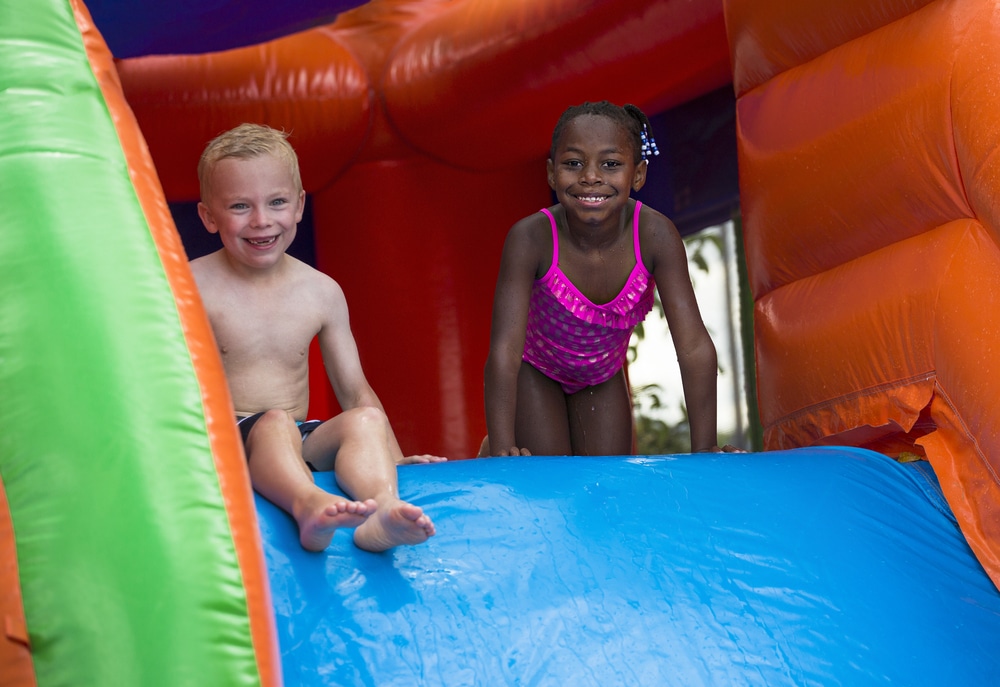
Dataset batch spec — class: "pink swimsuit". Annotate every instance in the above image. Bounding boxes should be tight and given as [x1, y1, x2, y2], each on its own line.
[522, 202, 655, 394]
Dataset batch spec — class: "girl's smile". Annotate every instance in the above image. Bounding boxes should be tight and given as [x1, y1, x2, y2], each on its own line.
[547, 114, 644, 229]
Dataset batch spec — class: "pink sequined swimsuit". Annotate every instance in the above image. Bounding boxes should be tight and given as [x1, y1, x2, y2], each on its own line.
[522, 202, 655, 394]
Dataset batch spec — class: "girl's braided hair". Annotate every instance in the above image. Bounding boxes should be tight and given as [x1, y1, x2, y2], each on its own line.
[549, 101, 659, 164]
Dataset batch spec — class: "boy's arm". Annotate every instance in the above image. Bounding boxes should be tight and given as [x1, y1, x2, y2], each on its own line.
[483, 220, 539, 457]
[647, 215, 721, 453]
[314, 277, 381, 410]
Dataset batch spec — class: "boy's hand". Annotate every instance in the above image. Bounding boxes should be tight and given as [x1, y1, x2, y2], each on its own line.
[397, 454, 448, 465]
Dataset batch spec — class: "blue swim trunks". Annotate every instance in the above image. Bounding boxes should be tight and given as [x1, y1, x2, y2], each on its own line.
[236, 413, 323, 470]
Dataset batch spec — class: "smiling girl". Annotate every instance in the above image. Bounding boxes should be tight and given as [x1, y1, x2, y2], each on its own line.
[482, 101, 734, 457]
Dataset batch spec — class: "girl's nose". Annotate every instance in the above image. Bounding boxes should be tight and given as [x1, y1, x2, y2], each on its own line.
[581, 162, 602, 183]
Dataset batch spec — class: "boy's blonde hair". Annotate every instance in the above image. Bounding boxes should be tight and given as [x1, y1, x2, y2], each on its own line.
[198, 123, 302, 201]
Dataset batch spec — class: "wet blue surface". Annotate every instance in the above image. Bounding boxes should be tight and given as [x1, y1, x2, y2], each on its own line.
[257, 447, 1000, 686]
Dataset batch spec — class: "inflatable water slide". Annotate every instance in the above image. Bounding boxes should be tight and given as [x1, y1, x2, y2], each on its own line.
[2, 0, 999, 685]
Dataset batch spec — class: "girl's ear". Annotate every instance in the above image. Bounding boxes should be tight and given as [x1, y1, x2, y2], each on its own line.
[632, 159, 648, 192]
[546, 158, 556, 190]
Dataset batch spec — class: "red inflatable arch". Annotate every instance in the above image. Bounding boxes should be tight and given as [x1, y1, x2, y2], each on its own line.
[115, 0, 733, 460]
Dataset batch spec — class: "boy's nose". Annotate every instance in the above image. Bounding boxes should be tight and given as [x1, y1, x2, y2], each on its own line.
[249, 208, 270, 228]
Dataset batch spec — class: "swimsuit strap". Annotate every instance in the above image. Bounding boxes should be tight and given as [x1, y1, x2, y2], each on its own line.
[632, 200, 644, 266]
[539, 207, 559, 276]
[540, 202, 644, 276]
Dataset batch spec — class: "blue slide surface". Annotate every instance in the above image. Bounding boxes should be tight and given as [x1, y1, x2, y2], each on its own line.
[257, 448, 1000, 686]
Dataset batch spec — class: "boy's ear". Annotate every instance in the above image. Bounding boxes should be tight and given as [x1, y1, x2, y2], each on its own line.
[546, 159, 556, 190]
[294, 189, 306, 223]
[632, 159, 648, 192]
[196, 201, 219, 234]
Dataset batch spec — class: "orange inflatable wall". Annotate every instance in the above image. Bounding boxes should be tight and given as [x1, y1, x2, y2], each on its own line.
[116, 0, 733, 460]
[725, 0, 1000, 584]
[114, 0, 998, 584]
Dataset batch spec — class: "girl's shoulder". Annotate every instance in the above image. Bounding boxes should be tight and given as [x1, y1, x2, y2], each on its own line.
[636, 202, 680, 242]
[635, 203, 685, 271]
[512, 205, 558, 230]
[507, 207, 558, 247]
[635, 201, 673, 231]
[502, 208, 557, 277]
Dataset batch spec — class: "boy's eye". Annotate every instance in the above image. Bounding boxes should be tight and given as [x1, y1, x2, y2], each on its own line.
[230, 202, 249, 211]
[270, 198, 287, 207]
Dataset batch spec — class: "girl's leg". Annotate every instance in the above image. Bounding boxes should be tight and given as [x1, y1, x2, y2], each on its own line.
[566, 368, 634, 456]
[515, 361, 573, 455]
[304, 407, 435, 552]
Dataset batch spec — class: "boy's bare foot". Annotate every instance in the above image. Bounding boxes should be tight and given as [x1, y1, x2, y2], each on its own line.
[297, 497, 377, 552]
[353, 499, 436, 552]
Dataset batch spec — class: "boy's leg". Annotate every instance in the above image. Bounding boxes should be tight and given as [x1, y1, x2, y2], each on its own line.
[566, 369, 634, 456]
[245, 409, 375, 551]
[514, 361, 573, 455]
[303, 407, 435, 552]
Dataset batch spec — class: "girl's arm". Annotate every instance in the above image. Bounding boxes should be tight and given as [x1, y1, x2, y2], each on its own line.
[483, 216, 544, 456]
[644, 211, 722, 453]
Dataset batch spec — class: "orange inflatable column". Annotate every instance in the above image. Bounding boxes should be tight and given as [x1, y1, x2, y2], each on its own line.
[725, 0, 1000, 586]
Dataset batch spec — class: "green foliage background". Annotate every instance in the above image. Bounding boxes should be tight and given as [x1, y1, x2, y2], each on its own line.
[629, 221, 757, 454]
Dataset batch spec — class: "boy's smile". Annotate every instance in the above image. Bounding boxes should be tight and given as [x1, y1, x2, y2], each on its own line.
[246, 235, 280, 248]
[198, 154, 305, 270]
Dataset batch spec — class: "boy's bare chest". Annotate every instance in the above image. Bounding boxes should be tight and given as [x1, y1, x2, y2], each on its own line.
[210, 295, 316, 363]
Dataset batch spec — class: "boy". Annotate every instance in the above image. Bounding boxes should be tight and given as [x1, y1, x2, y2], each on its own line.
[191, 123, 441, 552]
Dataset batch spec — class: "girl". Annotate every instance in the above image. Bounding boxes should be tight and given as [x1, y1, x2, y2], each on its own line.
[483, 101, 731, 456]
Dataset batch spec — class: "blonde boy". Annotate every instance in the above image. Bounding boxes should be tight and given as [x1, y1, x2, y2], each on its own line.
[191, 123, 440, 552]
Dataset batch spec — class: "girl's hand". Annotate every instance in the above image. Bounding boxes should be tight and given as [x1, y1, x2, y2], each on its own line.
[495, 447, 532, 457]
[696, 444, 747, 454]
[477, 435, 532, 458]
